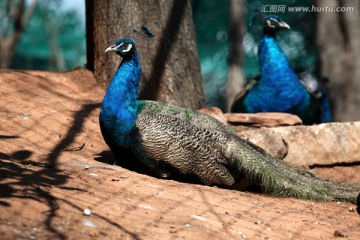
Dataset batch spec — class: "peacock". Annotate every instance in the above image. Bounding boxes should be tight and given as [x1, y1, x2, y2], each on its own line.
[231, 15, 321, 125]
[314, 77, 332, 123]
[99, 36, 359, 205]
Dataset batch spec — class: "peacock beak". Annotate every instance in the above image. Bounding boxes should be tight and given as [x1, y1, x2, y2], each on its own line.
[105, 44, 117, 53]
[278, 21, 290, 30]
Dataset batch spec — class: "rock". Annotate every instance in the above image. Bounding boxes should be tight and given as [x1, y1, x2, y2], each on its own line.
[198, 110, 302, 131]
[237, 122, 360, 167]
[198, 107, 228, 124]
[83, 208, 92, 216]
[333, 230, 346, 237]
[194, 108, 358, 167]
[225, 112, 302, 128]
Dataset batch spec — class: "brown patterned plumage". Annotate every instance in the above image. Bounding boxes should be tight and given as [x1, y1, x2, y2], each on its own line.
[100, 38, 360, 208]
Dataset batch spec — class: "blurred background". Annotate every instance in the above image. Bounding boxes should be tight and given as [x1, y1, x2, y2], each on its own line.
[1, 0, 359, 121]
[0, 0, 86, 71]
[192, 0, 317, 110]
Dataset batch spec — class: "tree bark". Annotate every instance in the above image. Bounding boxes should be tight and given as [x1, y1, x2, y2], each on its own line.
[86, 0, 205, 109]
[316, 0, 360, 121]
[226, 0, 246, 113]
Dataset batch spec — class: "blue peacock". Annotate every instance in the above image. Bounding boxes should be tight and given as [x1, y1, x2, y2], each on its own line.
[231, 15, 321, 124]
[99, 35, 359, 204]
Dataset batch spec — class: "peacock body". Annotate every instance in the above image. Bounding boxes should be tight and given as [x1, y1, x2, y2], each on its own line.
[231, 15, 320, 124]
[99, 37, 359, 204]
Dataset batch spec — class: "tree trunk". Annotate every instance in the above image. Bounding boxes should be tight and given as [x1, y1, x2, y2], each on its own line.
[86, 0, 205, 109]
[226, 0, 246, 113]
[316, 0, 360, 121]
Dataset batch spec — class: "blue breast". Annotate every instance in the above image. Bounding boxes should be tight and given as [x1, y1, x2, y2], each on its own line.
[100, 56, 141, 148]
[244, 35, 310, 115]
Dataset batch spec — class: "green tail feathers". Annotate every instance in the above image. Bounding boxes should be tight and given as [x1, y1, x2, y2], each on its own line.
[229, 136, 360, 204]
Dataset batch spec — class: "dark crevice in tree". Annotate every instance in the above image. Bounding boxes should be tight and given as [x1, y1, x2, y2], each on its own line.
[337, 3, 350, 52]
[13, 0, 26, 32]
[85, 0, 95, 71]
[139, 0, 187, 100]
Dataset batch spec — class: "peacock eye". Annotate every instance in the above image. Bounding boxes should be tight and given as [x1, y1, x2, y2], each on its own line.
[121, 43, 133, 53]
[267, 19, 277, 28]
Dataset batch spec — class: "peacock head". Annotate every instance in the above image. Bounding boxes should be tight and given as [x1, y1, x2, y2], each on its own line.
[264, 15, 290, 33]
[105, 38, 137, 59]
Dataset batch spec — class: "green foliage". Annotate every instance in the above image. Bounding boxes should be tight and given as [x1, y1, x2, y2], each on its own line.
[192, 0, 230, 109]
[10, 1, 86, 70]
[0, 0, 13, 38]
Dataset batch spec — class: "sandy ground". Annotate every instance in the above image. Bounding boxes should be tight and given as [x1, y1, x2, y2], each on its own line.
[0, 69, 359, 240]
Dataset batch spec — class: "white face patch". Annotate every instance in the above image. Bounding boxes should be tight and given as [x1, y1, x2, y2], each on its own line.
[122, 43, 133, 53]
[267, 19, 278, 28]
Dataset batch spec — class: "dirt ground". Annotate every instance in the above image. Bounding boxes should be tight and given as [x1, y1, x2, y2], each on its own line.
[0, 69, 359, 240]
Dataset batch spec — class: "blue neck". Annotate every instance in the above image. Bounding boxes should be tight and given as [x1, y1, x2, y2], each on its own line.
[100, 54, 141, 147]
[258, 33, 294, 82]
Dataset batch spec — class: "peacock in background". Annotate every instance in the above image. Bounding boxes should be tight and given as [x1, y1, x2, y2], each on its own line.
[296, 71, 332, 123]
[99, 33, 359, 204]
[313, 77, 332, 123]
[231, 15, 321, 125]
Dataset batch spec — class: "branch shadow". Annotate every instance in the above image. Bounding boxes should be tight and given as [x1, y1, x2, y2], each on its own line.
[0, 102, 127, 239]
[0, 150, 67, 239]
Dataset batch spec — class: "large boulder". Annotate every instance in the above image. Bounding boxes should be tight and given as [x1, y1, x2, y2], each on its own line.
[238, 122, 360, 167]
[199, 107, 360, 167]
